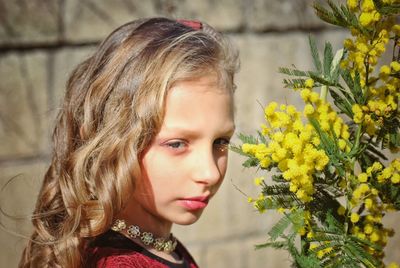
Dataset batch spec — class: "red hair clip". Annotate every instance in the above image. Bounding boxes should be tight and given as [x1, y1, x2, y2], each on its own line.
[177, 19, 202, 30]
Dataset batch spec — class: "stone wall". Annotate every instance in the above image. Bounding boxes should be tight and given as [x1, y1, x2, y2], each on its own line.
[0, 0, 399, 267]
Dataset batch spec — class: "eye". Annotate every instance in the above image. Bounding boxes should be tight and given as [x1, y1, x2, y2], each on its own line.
[214, 138, 231, 151]
[165, 140, 187, 150]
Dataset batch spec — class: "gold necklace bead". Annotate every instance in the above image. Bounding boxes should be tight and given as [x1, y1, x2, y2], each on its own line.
[127, 225, 140, 238]
[111, 219, 177, 253]
[141, 232, 154, 245]
[111, 219, 126, 232]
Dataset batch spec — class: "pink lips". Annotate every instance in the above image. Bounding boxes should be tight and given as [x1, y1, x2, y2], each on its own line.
[179, 196, 209, 210]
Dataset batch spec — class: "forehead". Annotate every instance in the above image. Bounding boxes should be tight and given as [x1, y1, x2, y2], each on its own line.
[161, 75, 234, 127]
[169, 66, 233, 93]
[167, 75, 233, 103]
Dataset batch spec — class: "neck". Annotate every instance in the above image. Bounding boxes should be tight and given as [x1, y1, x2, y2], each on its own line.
[118, 196, 173, 238]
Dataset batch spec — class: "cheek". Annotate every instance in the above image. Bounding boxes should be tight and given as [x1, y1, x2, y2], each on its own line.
[141, 154, 180, 189]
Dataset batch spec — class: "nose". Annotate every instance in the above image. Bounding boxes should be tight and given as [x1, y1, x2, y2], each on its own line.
[192, 148, 222, 186]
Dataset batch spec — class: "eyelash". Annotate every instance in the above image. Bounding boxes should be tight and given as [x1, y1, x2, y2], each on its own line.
[165, 141, 187, 149]
[164, 138, 231, 151]
[214, 138, 231, 148]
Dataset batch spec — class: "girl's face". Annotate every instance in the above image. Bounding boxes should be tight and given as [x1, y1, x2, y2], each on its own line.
[131, 74, 235, 227]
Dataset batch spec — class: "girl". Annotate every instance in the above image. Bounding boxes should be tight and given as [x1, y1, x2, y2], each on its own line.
[18, 17, 239, 267]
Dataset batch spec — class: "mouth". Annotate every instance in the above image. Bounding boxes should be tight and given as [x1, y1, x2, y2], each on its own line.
[178, 196, 210, 210]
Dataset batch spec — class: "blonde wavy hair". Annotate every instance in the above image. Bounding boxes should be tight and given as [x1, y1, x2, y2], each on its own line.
[18, 17, 239, 267]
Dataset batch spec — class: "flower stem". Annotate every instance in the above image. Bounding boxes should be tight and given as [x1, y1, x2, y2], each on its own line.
[320, 85, 328, 102]
[354, 123, 362, 152]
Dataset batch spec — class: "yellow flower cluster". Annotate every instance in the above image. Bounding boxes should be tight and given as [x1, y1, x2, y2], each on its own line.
[388, 263, 400, 268]
[316, 245, 334, 259]
[351, 207, 394, 259]
[240, 1, 399, 266]
[377, 158, 400, 184]
[347, 0, 358, 11]
[342, 28, 390, 82]
[344, 1, 400, 136]
[359, 0, 381, 27]
[352, 61, 400, 135]
[300, 79, 351, 152]
[250, 193, 269, 214]
[242, 97, 330, 203]
[309, 238, 335, 259]
[348, 160, 399, 258]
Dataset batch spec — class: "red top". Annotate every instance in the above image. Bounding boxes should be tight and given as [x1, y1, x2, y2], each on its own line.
[85, 230, 199, 268]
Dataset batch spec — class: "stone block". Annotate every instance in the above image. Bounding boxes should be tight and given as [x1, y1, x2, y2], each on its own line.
[164, 0, 244, 31]
[232, 32, 312, 136]
[247, 0, 329, 31]
[0, 52, 50, 158]
[0, 161, 48, 268]
[64, 0, 160, 42]
[383, 212, 400, 264]
[180, 244, 205, 267]
[63, 0, 245, 43]
[0, 0, 60, 45]
[203, 240, 244, 268]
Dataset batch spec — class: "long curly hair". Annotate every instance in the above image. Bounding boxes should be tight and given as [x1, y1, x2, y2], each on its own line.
[18, 17, 238, 267]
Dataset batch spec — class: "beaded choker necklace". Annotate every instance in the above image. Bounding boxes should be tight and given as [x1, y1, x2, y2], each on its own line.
[111, 219, 177, 254]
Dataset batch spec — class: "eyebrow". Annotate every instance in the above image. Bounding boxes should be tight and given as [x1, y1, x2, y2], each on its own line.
[160, 124, 236, 138]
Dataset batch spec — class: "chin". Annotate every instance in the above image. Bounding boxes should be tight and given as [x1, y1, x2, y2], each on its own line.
[174, 211, 203, 225]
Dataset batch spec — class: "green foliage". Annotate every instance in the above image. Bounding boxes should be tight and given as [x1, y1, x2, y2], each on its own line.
[234, 0, 400, 267]
[280, 37, 345, 90]
[373, 0, 400, 15]
[309, 35, 323, 73]
[313, 0, 364, 33]
[261, 184, 300, 209]
[268, 212, 294, 241]
[340, 70, 366, 105]
[307, 212, 383, 268]
[230, 133, 260, 168]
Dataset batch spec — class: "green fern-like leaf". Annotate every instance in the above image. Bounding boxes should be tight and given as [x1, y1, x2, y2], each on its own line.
[262, 184, 301, 208]
[373, 0, 400, 15]
[313, 1, 349, 28]
[262, 184, 292, 196]
[268, 214, 293, 241]
[309, 35, 323, 73]
[374, 116, 400, 150]
[282, 78, 306, 89]
[308, 71, 340, 87]
[329, 89, 354, 117]
[295, 253, 322, 268]
[340, 69, 366, 105]
[242, 157, 259, 168]
[313, 0, 367, 33]
[330, 48, 345, 82]
[271, 174, 287, 183]
[325, 210, 344, 233]
[257, 130, 267, 144]
[254, 241, 287, 250]
[237, 133, 259, 144]
[278, 67, 310, 77]
[344, 240, 381, 268]
[323, 42, 334, 78]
